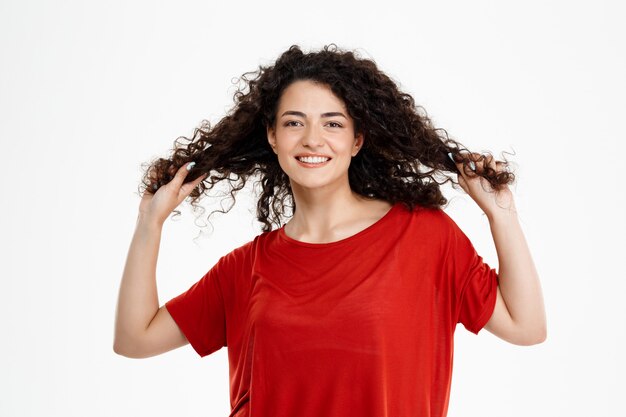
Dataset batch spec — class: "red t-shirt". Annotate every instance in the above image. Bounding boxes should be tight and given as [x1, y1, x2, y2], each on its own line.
[165, 202, 499, 417]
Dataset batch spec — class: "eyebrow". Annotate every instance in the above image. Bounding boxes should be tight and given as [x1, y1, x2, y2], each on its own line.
[280, 111, 347, 119]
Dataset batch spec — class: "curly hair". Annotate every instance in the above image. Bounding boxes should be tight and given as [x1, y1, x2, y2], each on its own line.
[139, 43, 515, 233]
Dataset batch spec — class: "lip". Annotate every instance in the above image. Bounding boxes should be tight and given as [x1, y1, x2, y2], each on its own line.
[295, 153, 332, 158]
[295, 156, 332, 168]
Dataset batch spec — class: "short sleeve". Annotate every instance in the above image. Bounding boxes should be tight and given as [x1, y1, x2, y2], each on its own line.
[443, 212, 500, 335]
[165, 256, 228, 357]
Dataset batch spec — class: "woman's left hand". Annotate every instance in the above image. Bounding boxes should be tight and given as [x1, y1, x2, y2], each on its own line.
[450, 152, 516, 219]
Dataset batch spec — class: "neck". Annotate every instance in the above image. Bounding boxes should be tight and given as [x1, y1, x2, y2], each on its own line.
[287, 180, 370, 238]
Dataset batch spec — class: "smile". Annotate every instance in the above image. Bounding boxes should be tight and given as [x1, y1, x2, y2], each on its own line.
[295, 156, 331, 167]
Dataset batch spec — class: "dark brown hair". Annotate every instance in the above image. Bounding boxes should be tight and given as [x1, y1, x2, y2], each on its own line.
[139, 44, 515, 233]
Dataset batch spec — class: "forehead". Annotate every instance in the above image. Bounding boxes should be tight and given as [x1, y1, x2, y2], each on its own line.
[278, 80, 346, 109]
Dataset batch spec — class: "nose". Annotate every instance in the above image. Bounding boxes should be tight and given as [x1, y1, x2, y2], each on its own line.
[301, 123, 325, 148]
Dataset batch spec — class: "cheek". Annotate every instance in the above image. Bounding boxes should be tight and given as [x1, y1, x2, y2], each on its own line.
[275, 132, 298, 149]
[334, 142, 357, 156]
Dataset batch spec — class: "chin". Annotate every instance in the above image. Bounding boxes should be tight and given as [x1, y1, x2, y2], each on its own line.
[291, 180, 333, 190]
[289, 175, 346, 191]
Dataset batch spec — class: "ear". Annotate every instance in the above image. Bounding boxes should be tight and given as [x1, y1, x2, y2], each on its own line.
[352, 132, 364, 157]
[267, 125, 277, 152]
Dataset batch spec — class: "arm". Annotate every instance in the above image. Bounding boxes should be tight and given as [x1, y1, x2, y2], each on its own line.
[485, 209, 547, 345]
[113, 217, 165, 355]
[113, 215, 191, 358]
[113, 162, 207, 358]
[449, 152, 547, 345]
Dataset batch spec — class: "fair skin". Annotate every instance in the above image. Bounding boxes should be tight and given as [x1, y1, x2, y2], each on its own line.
[113, 163, 208, 358]
[266, 79, 393, 244]
[114, 79, 545, 359]
[268, 79, 546, 345]
[452, 157, 547, 345]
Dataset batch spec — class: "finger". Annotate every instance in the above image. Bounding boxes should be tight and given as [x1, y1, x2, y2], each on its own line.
[457, 173, 469, 193]
[471, 153, 480, 172]
[447, 152, 465, 171]
[473, 152, 502, 176]
[473, 153, 494, 175]
[486, 154, 497, 173]
[179, 172, 208, 198]
[169, 161, 196, 189]
[146, 166, 160, 191]
[448, 151, 475, 176]
[448, 152, 471, 194]
[495, 160, 509, 173]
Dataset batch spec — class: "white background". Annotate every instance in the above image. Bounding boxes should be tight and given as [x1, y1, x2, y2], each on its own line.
[1, 0, 624, 416]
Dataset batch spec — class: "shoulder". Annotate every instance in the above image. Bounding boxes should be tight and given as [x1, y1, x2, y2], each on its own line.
[222, 235, 257, 262]
[220, 229, 277, 266]
[399, 203, 459, 234]
[395, 204, 471, 256]
[211, 236, 257, 278]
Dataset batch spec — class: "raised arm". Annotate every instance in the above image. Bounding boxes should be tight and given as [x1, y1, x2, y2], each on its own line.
[113, 162, 208, 358]
[449, 152, 547, 345]
[484, 209, 546, 345]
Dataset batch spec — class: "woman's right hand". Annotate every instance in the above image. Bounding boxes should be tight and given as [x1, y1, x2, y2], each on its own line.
[138, 162, 208, 227]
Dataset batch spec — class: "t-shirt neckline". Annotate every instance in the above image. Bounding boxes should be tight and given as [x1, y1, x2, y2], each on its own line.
[277, 202, 402, 248]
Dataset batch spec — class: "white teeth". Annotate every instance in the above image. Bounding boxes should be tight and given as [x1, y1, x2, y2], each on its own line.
[297, 156, 330, 164]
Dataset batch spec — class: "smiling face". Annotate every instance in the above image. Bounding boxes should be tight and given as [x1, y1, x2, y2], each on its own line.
[267, 79, 364, 193]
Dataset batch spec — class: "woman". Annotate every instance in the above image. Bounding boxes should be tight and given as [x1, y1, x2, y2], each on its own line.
[114, 44, 546, 417]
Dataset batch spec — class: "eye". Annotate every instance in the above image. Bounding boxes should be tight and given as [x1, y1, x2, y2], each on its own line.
[327, 122, 343, 128]
[284, 120, 302, 127]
